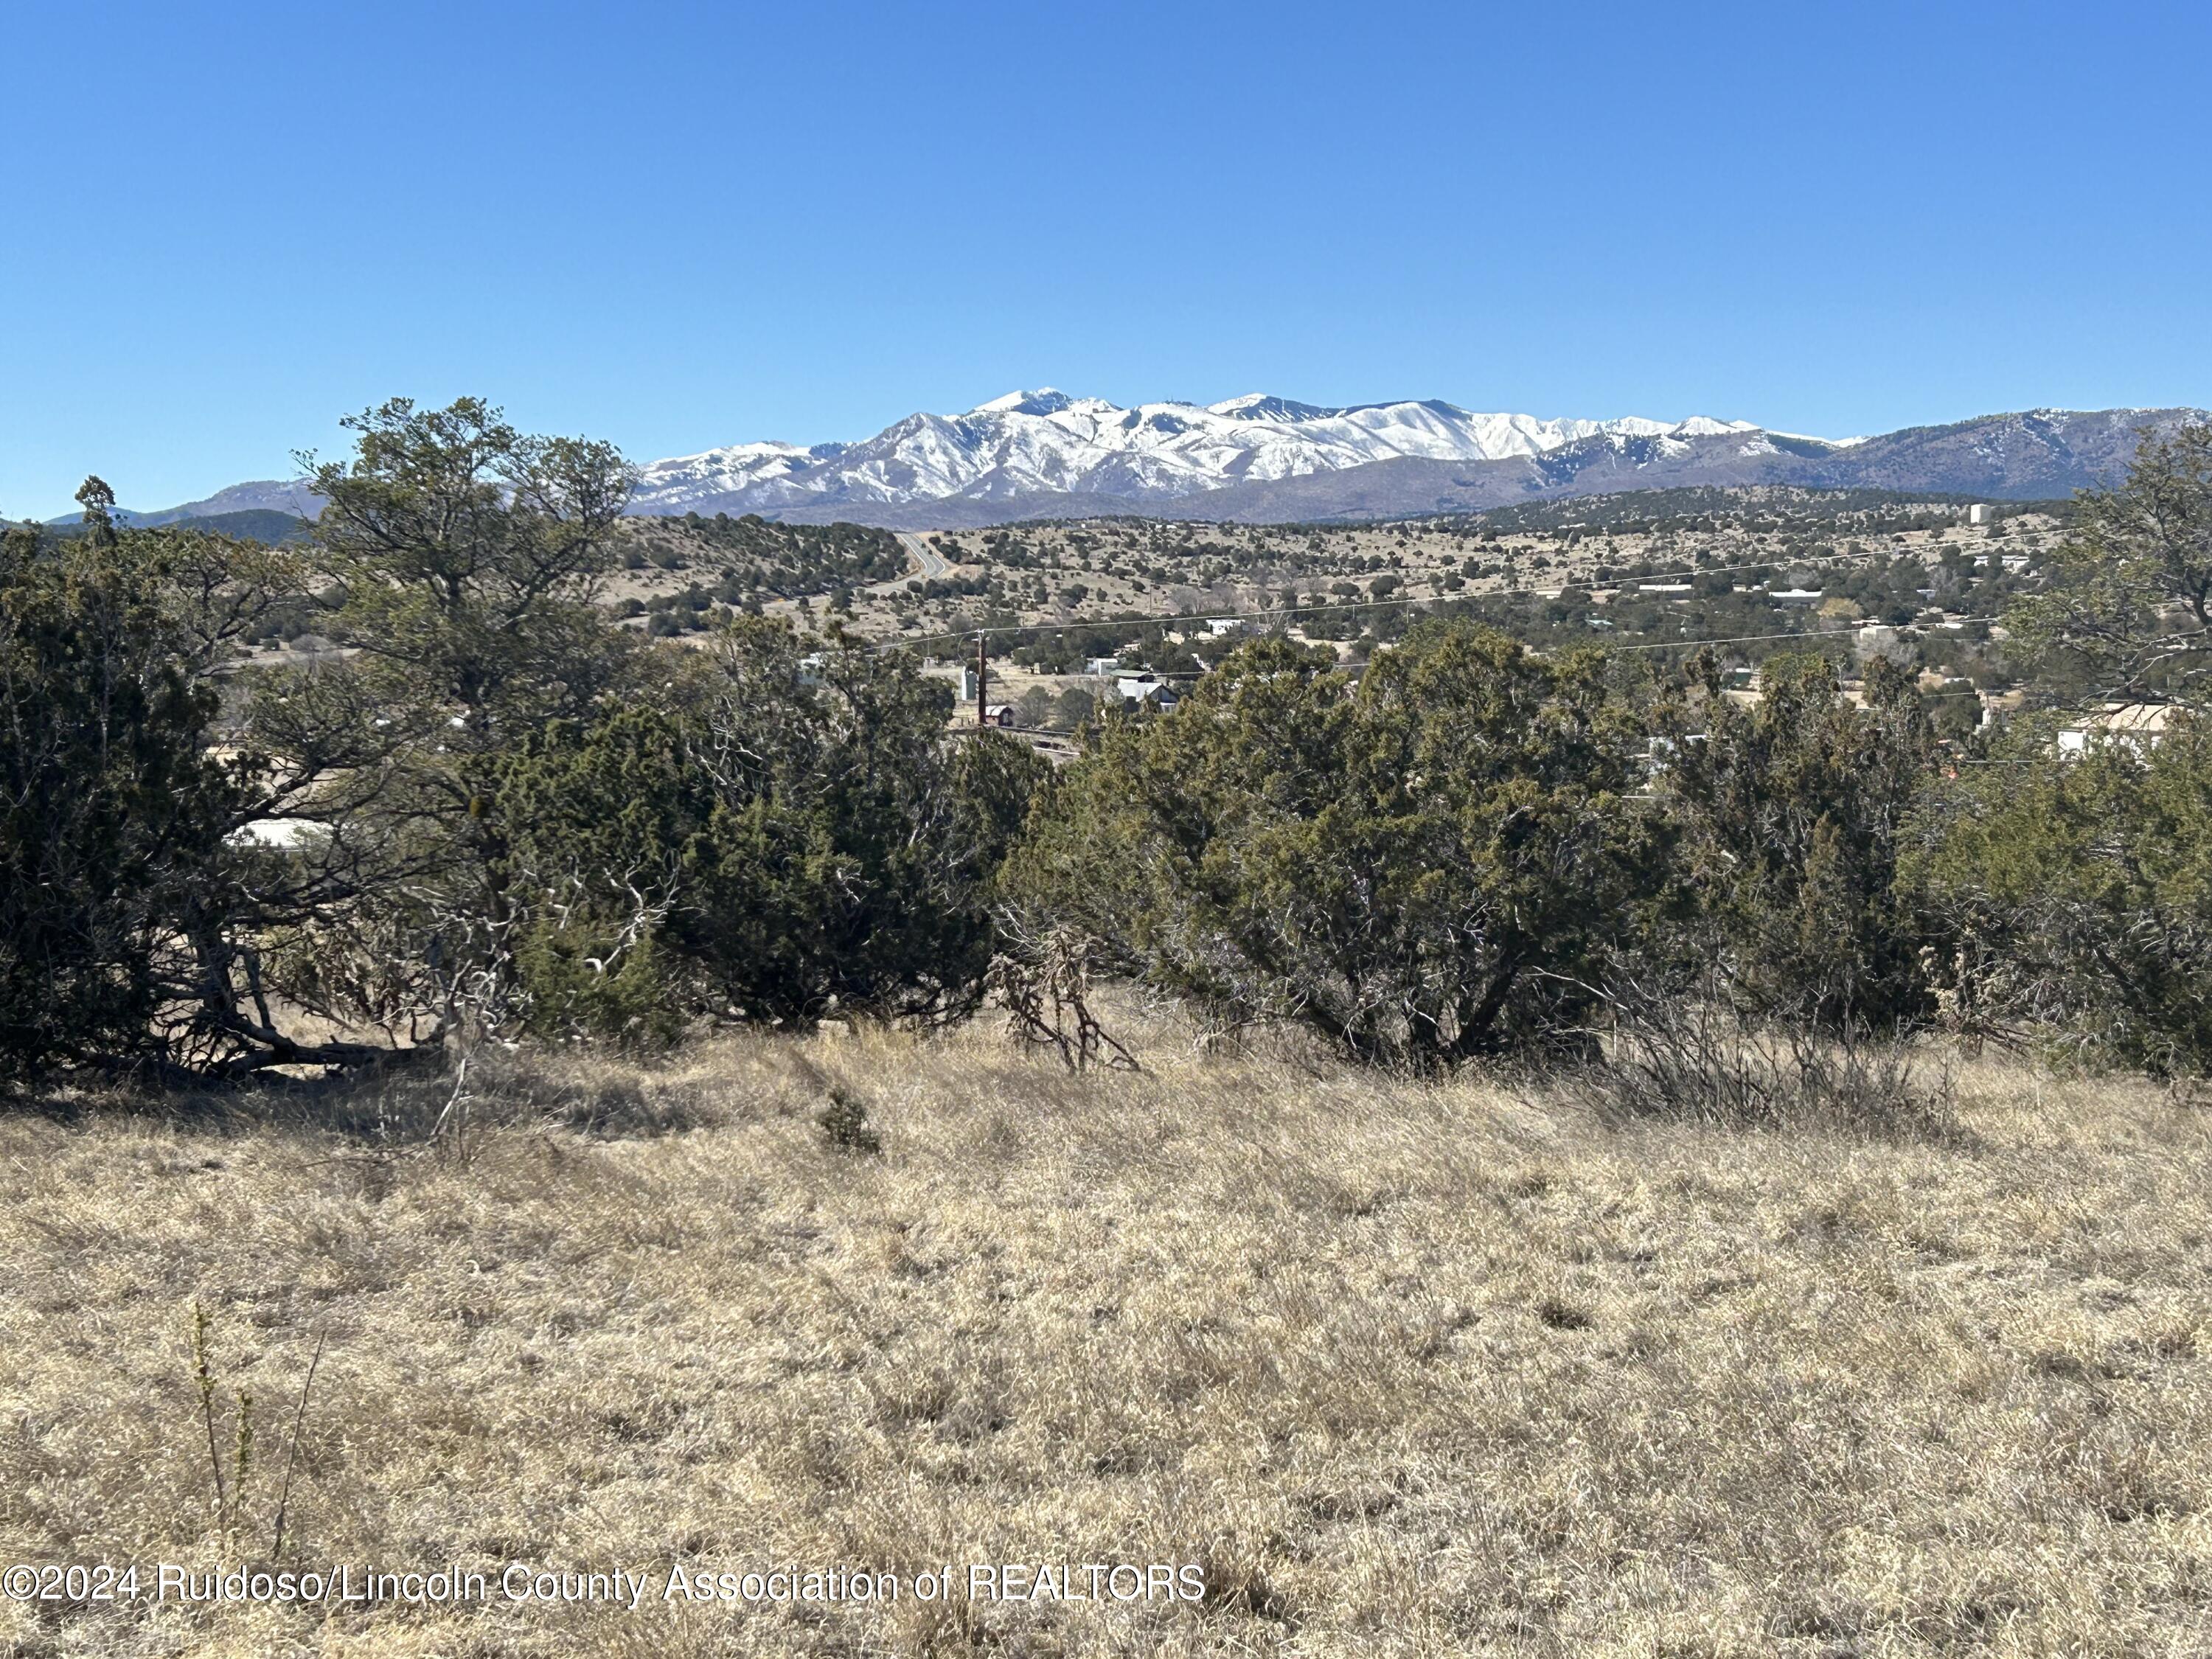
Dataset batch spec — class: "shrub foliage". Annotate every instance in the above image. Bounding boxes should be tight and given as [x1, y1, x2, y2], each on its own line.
[1662, 652, 1936, 1031]
[1009, 628, 1670, 1068]
[1913, 721, 2212, 1077]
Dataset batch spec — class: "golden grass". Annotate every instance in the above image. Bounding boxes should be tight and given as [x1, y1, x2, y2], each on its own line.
[2, 1021, 2210, 1656]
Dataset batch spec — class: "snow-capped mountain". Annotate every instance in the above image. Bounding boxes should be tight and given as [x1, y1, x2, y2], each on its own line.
[629, 390, 1764, 518]
[96, 402, 2208, 533]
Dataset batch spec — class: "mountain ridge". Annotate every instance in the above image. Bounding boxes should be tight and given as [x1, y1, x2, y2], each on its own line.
[74, 398, 2208, 532]
[627, 391, 1763, 520]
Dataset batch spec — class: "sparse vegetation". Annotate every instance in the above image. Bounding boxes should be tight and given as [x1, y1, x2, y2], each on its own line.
[616, 515, 910, 634]
[4, 1020, 2209, 1654]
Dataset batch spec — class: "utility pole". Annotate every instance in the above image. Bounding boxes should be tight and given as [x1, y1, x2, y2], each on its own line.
[975, 633, 987, 728]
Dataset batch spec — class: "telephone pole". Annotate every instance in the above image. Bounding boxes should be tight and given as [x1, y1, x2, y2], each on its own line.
[975, 633, 987, 728]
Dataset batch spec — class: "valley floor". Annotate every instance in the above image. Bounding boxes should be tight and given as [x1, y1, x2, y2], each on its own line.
[3, 1023, 2208, 1656]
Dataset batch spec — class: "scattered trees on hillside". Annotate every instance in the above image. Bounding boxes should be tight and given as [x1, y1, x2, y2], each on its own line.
[10, 412, 2212, 1091]
[0, 402, 1043, 1081]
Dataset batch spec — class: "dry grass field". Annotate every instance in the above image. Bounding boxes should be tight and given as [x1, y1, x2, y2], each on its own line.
[4, 1018, 2210, 1657]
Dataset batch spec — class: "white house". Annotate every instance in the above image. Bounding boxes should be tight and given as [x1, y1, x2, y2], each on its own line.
[1968, 504, 1994, 526]
[1115, 674, 1183, 711]
[2058, 703, 2175, 757]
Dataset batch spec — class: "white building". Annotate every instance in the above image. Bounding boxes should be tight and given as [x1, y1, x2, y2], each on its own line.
[2058, 703, 2175, 757]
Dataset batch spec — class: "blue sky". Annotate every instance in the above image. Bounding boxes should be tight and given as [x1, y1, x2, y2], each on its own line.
[4, 0, 2208, 518]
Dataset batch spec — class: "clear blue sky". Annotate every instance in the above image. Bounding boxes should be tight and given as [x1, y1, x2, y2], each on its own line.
[5, 0, 2208, 518]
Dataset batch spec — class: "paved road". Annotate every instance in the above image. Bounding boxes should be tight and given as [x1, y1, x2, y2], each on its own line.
[894, 531, 951, 581]
[760, 529, 956, 619]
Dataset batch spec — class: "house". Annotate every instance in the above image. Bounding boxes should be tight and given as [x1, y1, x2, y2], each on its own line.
[1116, 673, 1181, 712]
[2057, 702, 2176, 758]
[1641, 733, 1707, 776]
[1203, 617, 1241, 636]
[229, 818, 317, 849]
[1083, 656, 1123, 677]
[983, 703, 1018, 728]
[1968, 504, 1994, 526]
[1771, 587, 1824, 604]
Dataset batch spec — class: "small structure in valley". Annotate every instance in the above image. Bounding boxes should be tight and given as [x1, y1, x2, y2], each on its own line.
[2057, 703, 2176, 758]
[1116, 672, 1180, 712]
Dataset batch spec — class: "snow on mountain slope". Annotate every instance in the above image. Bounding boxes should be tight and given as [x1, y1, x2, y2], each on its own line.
[101, 403, 2208, 534]
[626, 391, 1770, 516]
[633, 439, 849, 507]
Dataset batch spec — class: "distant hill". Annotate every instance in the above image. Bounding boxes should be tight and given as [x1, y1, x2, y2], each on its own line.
[35, 506, 312, 545]
[128, 480, 324, 526]
[160, 507, 313, 543]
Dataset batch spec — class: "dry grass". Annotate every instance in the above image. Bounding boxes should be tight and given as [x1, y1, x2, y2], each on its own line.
[3, 1018, 2211, 1656]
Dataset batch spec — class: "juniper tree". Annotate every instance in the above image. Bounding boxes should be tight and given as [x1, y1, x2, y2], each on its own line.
[491, 621, 1048, 1040]
[261, 398, 642, 1041]
[1009, 625, 1669, 1068]
[2009, 420, 2212, 703]
[1658, 652, 1938, 1032]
